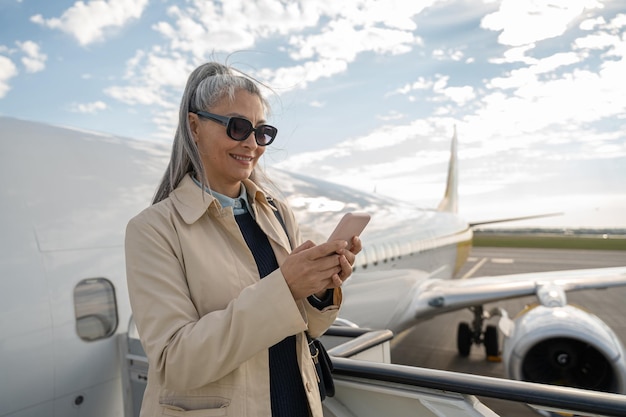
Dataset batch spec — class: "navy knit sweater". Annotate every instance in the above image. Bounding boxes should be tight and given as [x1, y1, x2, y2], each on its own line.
[235, 211, 310, 417]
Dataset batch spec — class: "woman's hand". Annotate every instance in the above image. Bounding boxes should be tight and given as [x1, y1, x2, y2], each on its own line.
[330, 235, 362, 287]
[281, 240, 347, 300]
[281, 236, 363, 300]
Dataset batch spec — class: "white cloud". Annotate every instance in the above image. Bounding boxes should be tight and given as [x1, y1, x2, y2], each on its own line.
[377, 110, 404, 121]
[535, 52, 582, 73]
[16, 41, 46, 73]
[104, 50, 191, 108]
[153, 0, 430, 60]
[481, 0, 604, 47]
[275, 117, 442, 172]
[574, 32, 621, 50]
[389, 77, 432, 96]
[0, 55, 18, 98]
[580, 16, 606, 31]
[432, 48, 465, 61]
[288, 18, 419, 62]
[148, 1, 424, 91]
[71, 100, 107, 114]
[153, 4, 257, 57]
[152, 1, 326, 58]
[123, 51, 191, 89]
[257, 58, 349, 90]
[490, 44, 537, 65]
[609, 13, 626, 29]
[438, 85, 475, 106]
[462, 64, 625, 157]
[477, 14, 626, 140]
[31, 0, 149, 46]
[150, 3, 423, 86]
[104, 84, 168, 106]
[389, 74, 475, 106]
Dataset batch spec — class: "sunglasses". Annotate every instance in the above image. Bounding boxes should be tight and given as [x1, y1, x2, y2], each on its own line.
[193, 111, 277, 146]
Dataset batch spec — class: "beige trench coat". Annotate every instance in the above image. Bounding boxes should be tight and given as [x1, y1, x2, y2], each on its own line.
[125, 174, 341, 417]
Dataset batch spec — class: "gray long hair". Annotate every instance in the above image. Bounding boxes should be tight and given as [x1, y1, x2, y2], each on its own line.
[152, 62, 271, 204]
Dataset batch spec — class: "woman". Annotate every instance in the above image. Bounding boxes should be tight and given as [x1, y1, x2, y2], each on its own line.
[125, 62, 361, 417]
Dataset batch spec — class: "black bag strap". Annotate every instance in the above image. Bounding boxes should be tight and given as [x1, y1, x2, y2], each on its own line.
[266, 197, 293, 250]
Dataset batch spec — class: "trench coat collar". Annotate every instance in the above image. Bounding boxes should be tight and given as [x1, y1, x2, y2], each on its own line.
[171, 174, 273, 225]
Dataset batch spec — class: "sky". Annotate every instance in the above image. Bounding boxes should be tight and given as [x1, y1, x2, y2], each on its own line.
[1, 0, 625, 229]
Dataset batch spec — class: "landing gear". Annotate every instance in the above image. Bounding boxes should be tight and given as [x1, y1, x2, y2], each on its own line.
[457, 322, 472, 357]
[484, 325, 499, 359]
[456, 306, 500, 360]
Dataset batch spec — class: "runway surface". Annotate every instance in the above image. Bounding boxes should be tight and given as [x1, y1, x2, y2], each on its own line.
[390, 246, 626, 417]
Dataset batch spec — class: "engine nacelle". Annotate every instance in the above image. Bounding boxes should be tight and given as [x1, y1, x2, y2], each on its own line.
[502, 304, 626, 394]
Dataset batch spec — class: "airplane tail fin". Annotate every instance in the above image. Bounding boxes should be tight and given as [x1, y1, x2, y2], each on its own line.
[437, 126, 458, 213]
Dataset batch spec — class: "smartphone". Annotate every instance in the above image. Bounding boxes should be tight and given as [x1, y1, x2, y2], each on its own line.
[327, 212, 370, 250]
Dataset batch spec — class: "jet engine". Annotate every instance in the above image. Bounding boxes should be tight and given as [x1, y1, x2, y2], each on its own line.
[502, 303, 626, 394]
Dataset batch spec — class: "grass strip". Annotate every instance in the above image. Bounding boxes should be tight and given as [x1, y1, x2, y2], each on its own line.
[473, 234, 626, 251]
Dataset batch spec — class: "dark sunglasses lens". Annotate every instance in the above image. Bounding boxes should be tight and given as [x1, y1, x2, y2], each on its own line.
[256, 126, 277, 146]
[228, 117, 253, 140]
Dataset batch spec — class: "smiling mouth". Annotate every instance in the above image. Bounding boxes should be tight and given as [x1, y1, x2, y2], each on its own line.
[231, 154, 254, 162]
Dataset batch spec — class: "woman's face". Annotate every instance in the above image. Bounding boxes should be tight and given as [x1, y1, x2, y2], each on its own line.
[189, 89, 267, 198]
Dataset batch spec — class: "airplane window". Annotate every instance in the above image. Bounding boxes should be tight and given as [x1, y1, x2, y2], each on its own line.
[74, 278, 118, 341]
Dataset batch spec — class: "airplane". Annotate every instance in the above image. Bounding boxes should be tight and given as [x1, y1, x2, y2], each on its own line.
[1, 115, 626, 417]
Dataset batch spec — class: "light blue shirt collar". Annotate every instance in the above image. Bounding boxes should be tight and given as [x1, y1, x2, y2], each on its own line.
[191, 177, 252, 216]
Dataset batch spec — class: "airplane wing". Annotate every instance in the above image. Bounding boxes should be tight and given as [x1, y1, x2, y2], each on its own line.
[417, 266, 626, 314]
[468, 212, 563, 227]
[338, 266, 626, 335]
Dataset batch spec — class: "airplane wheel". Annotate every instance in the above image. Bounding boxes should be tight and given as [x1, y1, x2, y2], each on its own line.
[457, 322, 472, 357]
[484, 325, 499, 358]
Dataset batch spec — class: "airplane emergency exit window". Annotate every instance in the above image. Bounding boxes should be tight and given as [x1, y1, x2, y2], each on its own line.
[74, 278, 118, 341]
